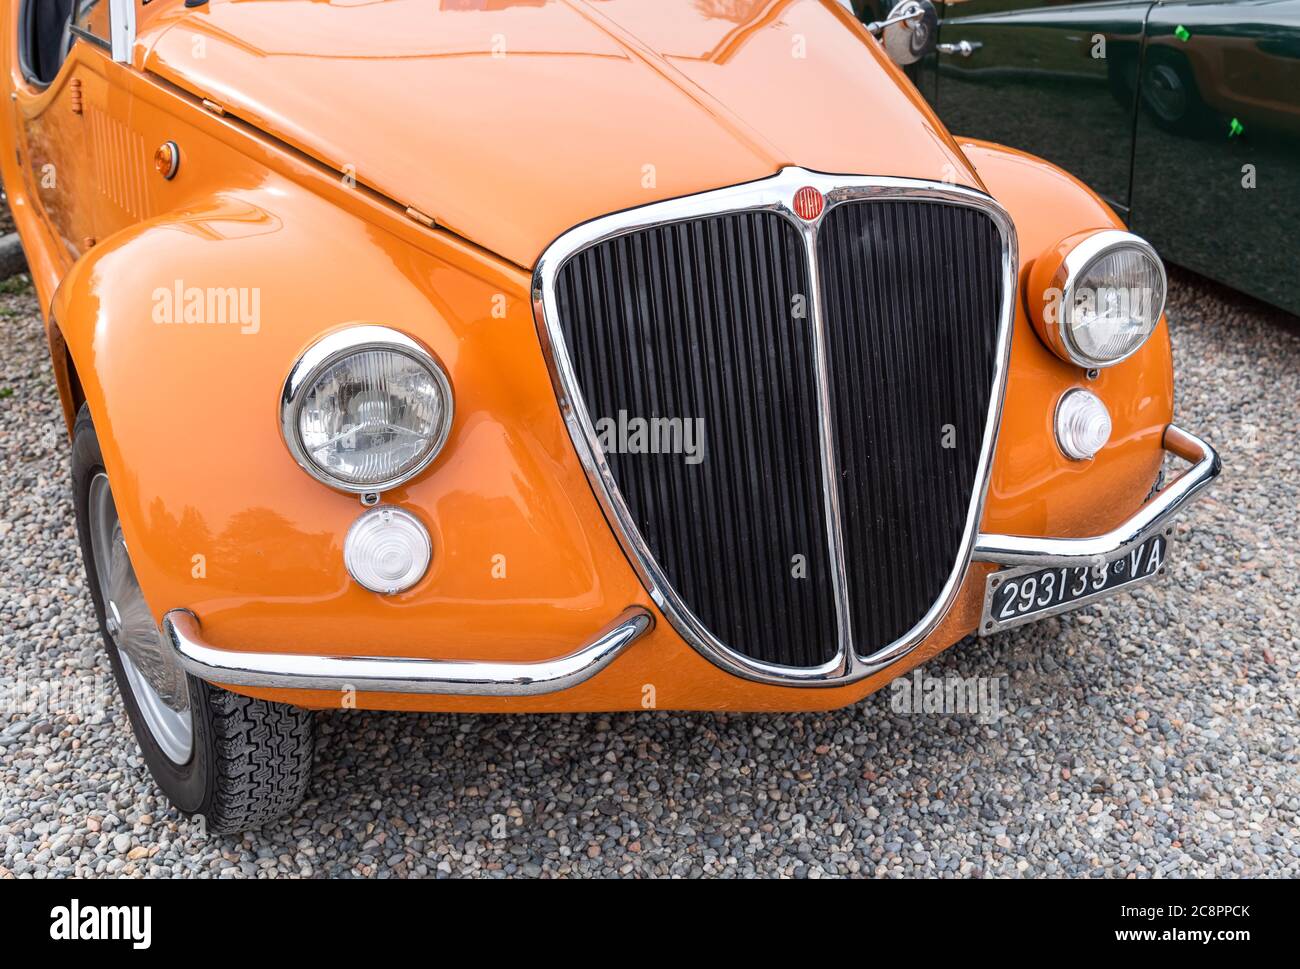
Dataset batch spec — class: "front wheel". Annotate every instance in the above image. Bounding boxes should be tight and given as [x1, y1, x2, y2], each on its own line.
[72, 404, 314, 833]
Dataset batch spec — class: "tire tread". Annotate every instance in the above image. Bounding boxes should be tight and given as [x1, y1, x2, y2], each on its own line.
[204, 686, 314, 833]
[72, 402, 314, 833]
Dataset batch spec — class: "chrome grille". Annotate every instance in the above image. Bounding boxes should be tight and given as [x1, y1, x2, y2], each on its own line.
[534, 169, 1016, 686]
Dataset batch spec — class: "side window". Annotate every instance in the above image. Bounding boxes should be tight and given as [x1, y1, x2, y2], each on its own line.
[17, 0, 76, 87]
[17, 0, 133, 90]
[71, 1, 112, 49]
[68, 0, 134, 63]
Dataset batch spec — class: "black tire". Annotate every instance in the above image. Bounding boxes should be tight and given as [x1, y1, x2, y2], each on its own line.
[72, 404, 314, 833]
[0, 232, 28, 280]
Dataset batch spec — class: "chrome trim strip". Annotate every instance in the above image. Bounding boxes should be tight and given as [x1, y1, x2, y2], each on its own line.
[799, 214, 854, 678]
[108, 0, 136, 64]
[532, 167, 1018, 687]
[163, 607, 653, 696]
[974, 424, 1220, 567]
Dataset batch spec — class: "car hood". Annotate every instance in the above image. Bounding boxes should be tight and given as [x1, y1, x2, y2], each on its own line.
[143, 0, 983, 269]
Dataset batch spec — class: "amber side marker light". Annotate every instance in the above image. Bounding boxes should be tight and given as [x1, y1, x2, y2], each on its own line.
[1028, 229, 1167, 369]
[154, 141, 180, 180]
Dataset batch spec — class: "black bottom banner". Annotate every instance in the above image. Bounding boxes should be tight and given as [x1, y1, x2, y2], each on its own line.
[0, 876, 1278, 955]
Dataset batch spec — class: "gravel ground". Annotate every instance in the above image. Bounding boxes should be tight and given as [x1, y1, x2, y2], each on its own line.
[0, 268, 1296, 878]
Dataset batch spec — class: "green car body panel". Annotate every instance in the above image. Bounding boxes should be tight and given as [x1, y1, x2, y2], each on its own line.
[852, 0, 1300, 316]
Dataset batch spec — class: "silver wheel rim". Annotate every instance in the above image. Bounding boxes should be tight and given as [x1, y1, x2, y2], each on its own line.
[88, 473, 194, 764]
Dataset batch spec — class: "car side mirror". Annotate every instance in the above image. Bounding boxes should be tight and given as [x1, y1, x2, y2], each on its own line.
[866, 0, 939, 66]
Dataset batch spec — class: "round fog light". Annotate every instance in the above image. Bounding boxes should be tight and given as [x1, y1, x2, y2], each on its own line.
[1055, 388, 1112, 461]
[344, 506, 431, 595]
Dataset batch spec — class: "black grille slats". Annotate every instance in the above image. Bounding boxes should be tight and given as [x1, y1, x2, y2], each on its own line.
[550, 196, 1004, 670]
[555, 212, 838, 667]
[818, 201, 1003, 650]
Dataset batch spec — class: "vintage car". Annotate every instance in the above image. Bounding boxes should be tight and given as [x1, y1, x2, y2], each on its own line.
[852, 0, 1300, 316]
[3, 0, 1220, 832]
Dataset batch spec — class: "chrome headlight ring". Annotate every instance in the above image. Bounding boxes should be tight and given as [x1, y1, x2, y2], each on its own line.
[279, 325, 454, 494]
[1038, 229, 1168, 369]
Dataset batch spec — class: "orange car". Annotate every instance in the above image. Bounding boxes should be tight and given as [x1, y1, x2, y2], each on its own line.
[2, 0, 1219, 832]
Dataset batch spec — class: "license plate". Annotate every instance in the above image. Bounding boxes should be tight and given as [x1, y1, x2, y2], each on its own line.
[980, 531, 1172, 634]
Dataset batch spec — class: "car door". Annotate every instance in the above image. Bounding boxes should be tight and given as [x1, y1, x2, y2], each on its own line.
[14, 1, 143, 267]
[932, 0, 1154, 218]
[12, 0, 96, 266]
[69, 0, 157, 245]
[1129, 0, 1300, 316]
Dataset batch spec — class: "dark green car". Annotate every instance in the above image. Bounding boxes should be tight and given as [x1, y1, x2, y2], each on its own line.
[853, 0, 1300, 316]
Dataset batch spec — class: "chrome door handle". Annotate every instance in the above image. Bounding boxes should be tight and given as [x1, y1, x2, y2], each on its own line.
[938, 40, 982, 56]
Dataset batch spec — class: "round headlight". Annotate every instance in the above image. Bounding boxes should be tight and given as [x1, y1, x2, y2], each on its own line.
[1030, 230, 1166, 368]
[281, 326, 453, 493]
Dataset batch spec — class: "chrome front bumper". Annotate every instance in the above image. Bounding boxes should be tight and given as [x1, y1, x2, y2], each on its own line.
[162, 607, 653, 697]
[162, 424, 1218, 698]
[974, 424, 1221, 567]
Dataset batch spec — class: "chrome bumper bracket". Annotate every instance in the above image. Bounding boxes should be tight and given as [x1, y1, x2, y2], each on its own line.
[973, 423, 1221, 568]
